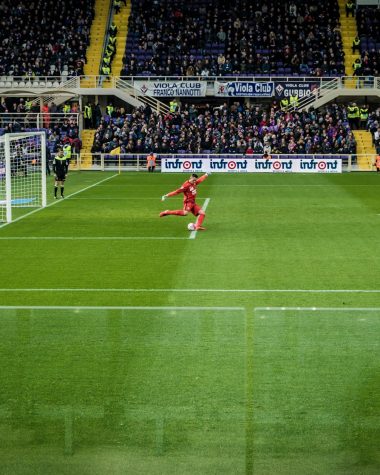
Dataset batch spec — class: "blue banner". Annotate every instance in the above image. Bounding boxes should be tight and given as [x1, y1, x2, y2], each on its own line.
[215, 81, 274, 97]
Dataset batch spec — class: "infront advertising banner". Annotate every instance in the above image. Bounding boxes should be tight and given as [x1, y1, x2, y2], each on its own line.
[134, 80, 207, 97]
[161, 158, 342, 173]
[215, 81, 274, 97]
[274, 81, 319, 99]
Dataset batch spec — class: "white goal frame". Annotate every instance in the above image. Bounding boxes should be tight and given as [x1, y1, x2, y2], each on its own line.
[1, 132, 46, 223]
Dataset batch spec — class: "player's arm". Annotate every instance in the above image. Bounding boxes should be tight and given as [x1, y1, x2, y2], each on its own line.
[195, 173, 209, 184]
[162, 186, 186, 201]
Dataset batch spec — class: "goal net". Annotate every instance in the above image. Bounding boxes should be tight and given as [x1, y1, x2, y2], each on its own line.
[0, 132, 46, 223]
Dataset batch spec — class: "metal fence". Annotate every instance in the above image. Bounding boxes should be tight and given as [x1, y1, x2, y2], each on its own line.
[0, 113, 79, 130]
[71, 153, 375, 172]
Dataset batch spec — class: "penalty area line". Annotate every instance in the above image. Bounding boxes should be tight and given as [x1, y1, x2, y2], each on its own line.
[189, 198, 210, 240]
[0, 289, 380, 293]
[0, 173, 119, 229]
[0, 305, 245, 311]
[0, 236, 188, 240]
[254, 306, 380, 311]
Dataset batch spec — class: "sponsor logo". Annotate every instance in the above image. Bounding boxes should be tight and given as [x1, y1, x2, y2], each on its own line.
[275, 84, 284, 95]
[225, 81, 274, 97]
[161, 158, 341, 173]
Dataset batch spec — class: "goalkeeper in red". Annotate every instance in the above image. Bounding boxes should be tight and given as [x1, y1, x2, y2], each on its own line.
[160, 173, 208, 230]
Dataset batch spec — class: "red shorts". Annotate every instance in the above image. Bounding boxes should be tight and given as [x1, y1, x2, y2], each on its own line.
[184, 201, 202, 216]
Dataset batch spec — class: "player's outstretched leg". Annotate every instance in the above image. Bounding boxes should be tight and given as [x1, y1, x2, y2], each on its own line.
[159, 210, 187, 217]
[195, 212, 206, 230]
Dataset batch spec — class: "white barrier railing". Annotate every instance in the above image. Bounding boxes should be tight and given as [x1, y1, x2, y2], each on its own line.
[74, 153, 375, 172]
[114, 77, 170, 113]
[0, 76, 80, 89]
[0, 75, 378, 94]
[0, 113, 79, 129]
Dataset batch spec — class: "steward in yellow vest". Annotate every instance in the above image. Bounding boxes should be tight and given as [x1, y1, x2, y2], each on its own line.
[360, 105, 369, 128]
[289, 94, 299, 108]
[84, 104, 93, 128]
[63, 143, 72, 161]
[352, 37, 360, 54]
[345, 1, 355, 17]
[169, 99, 178, 113]
[280, 98, 289, 110]
[353, 58, 362, 76]
[109, 23, 117, 37]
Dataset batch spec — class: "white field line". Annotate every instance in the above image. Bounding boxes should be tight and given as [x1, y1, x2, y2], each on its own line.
[69, 197, 164, 200]
[0, 174, 118, 229]
[0, 288, 380, 293]
[0, 305, 245, 311]
[254, 307, 380, 311]
[0, 236, 188, 240]
[189, 198, 211, 240]
[98, 184, 380, 187]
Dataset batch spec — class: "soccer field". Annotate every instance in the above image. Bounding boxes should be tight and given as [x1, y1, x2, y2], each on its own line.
[0, 171, 380, 474]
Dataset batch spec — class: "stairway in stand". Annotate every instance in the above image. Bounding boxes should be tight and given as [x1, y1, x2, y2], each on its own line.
[80, 130, 96, 169]
[82, 0, 110, 88]
[353, 130, 375, 170]
[338, 0, 358, 89]
[103, 4, 132, 89]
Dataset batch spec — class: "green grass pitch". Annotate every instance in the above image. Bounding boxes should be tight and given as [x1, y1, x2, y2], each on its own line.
[0, 171, 380, 474]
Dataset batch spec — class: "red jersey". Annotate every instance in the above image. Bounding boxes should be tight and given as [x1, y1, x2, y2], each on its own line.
[166, 174, 207, 204]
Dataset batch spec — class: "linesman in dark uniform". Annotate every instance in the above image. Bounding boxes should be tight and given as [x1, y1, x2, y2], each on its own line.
[53, 147, 69, 199]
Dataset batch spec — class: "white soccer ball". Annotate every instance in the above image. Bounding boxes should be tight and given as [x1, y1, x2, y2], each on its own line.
[187, 222, 196, 231]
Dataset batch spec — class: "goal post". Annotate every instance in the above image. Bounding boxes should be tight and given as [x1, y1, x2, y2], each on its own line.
[0, 132, 46, 223]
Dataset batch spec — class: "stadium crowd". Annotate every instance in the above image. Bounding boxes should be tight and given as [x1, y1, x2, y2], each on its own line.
[0, 0, 94, 77]
[122, 0, 345, 77]
[0, 98, 82, 154]
[367, 106, 380, 153]
[90, 102, 356, 155]
[355, 6, 380, 77]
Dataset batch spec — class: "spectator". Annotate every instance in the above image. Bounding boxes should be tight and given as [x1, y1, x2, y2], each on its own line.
[356, 6, 380, 77]
[122, 0, 344, 77]
[0, 0, 94, 78]
[91, 103, 355, 156]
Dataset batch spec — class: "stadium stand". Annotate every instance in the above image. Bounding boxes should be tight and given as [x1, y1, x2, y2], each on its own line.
[0, 0, 95, 77]
[356, 5, 380, 77]
[0, 0, 375, 170]
[90, 102, 356, 155]
[0, 99, 81, 155]
[367, 107, 380, 152]
[121, 0, 345, 77]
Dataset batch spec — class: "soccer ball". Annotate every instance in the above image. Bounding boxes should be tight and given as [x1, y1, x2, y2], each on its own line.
[187, 223, 196, 231]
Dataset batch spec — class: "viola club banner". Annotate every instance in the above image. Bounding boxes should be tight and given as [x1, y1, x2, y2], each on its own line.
[215, 81, 274, 97]
[274, 81, 319, 99]
[134, 80, 207, 97]
[161, 158, 342, 173]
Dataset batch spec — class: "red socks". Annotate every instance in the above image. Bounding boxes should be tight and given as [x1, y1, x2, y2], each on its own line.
[196, 213, 205, 227]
